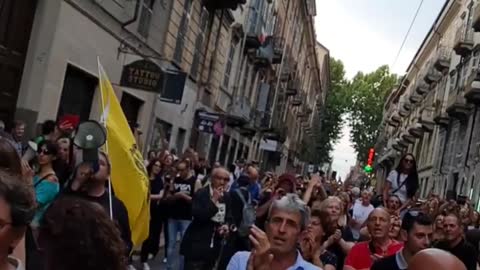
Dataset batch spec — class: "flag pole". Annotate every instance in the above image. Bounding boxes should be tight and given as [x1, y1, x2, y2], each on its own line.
[98, 57, 114, 220]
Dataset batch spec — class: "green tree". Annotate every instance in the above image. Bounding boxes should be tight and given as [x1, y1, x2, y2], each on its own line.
[316, 58, 349, 164]
[346, 65, 397, 161]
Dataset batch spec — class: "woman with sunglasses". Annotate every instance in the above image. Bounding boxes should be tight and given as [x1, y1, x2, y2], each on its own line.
[140, 158, 165, 270]
[26, 141, 60, 269]
[383, 154, 419, 215]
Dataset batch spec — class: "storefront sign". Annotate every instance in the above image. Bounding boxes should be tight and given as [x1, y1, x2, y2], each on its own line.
[196, 111, 222, 134]
[120, 60, 187, 104]
[120, 60, 163, 93]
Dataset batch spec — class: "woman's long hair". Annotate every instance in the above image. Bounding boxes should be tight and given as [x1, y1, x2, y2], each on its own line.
[0, 137, 22, 175]
[395, 153, 419, 199]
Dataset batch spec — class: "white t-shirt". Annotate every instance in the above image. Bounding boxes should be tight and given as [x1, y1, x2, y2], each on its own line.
[351, 200, 374, 239]
[387, 170, 408, 203]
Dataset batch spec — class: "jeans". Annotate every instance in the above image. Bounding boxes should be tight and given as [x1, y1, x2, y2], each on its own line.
[166, 219, 191, 270]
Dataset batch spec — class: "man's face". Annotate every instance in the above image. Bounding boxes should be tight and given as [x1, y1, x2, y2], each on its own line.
[361, 191, 371, 204]
[435, 215, 444, 230]
[367, 209, 391, 239]
[247, 167, 259, 183]
[404, 223, 433, 255]
[266, 208, 302, 255]
[211, 169, 229, 190]
[177, 163, 189, 179]
[388, 196, 401, 211]
[443, 215, 463, 242]
[13, 124, 25, 140]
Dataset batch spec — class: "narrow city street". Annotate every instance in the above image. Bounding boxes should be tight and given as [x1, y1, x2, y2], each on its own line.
[3, 0, 480, 270]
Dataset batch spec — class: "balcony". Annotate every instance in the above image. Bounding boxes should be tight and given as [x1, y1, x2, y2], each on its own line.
[424, 63, 442, 84]
[272, 37, 285, 64]
[446, 88, 470, 119]
[453, 25, 474, 57]
[254, 40, 274, 68]
[465, 70, 480, 104]
[419, 107, 435, 132]
[291, 93, 304, 106]
[399, 101, 411, 117]
[401, 131, 416, 144]
[473, 3, 480, 32]
[388, 112, 401, 127]
[409, 93, 422, 105]
[226, 96, 252, 126]
[408, 123, 424, 138]
[434, 45, 452, 73]
[415, 81, 430, 95]
[202, 0, 247, 10]
[397, 137, 409, 148]
[286, 78, 300, 97]
[434, 99, 450, 126]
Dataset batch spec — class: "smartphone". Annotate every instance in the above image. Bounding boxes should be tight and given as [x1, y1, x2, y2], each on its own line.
[59, 114, 80, 130]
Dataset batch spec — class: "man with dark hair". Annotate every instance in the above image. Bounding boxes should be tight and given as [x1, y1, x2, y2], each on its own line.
[434, 213, 477, 270]
[371, 211, 433, 270]
[9, 120, 26, 155]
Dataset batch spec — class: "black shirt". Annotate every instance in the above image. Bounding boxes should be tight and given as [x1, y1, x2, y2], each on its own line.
[168, 175, 196, 220]
[325, 226, 354, 270]
[435, 239, 478, 270]
[371, 253, 403, 270]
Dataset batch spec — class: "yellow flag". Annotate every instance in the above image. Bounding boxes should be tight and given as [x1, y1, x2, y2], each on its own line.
[98, 60, 149, 246]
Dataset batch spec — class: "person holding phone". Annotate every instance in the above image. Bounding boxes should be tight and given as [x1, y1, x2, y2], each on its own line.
[383, 154, 419, 215]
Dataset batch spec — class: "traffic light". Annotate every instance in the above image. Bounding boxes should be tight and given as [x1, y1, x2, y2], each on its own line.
[364, 164, 373, 173]
[364, 148, 375, 174]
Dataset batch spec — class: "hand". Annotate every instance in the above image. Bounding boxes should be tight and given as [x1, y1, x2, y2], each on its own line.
[174, 192, 188, 200]
[248, 225, 273, 270]
[218, 224, 229, 236]
[309, 174, 321, 188]
[212, 187, 224, 203]
[21, 160, 34, 182]
[332, 229, 342, 242]
[71, 163, 93, 190]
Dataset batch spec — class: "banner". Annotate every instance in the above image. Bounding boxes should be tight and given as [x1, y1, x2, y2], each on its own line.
[98, 60, 150, 246]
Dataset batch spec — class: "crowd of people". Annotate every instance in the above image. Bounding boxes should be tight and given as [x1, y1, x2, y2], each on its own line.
[0, 119, 479, 270]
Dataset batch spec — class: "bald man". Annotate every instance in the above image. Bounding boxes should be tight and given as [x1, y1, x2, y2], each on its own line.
[344, 208, 404, 270]
[231, 165, 261, 203]
[408, 248, 466, 270]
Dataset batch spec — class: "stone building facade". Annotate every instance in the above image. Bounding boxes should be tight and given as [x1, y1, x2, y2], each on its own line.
[1, 0, 328, 172]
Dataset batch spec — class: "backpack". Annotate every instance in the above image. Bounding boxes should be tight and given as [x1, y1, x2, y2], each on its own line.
[235, 188, 256, 237]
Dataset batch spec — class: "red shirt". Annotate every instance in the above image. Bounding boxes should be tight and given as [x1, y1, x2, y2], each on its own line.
[344, 240, 403, 270]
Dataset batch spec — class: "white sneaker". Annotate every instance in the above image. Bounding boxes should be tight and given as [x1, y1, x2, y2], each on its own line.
[142, 263, 151, 270]
[127, 265, 137, 270]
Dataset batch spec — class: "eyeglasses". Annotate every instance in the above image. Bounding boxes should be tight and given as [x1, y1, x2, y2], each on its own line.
[37, 148, 51, 155]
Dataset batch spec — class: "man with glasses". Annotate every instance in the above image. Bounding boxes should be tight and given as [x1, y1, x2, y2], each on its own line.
[371, 211, 433, 270]
[344, 208, 403, 270]
[434, 213, 477, 270]
[180, 167, 232, 270]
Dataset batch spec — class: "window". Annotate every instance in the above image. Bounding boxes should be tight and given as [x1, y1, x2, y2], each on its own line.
[138, 0, 154, 38]
[449, 72, 457, 94]
[120, 92, 144, 131]
[174, 0, 193, 63]
[57, 65, 97, 122]
[191, 7, 209, 79]
[176, 128, 186, 154]
[223, 41, 236, 89]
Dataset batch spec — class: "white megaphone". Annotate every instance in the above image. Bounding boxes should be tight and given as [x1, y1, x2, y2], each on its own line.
[22, 141, 38, 161]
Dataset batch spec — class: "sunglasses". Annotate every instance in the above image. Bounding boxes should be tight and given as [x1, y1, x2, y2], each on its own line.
[404, 159, 414, 164]
[37, 148, 51, 155]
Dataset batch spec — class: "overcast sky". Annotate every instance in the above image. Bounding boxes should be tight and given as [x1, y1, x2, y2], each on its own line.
[314, 0, 446, 179]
